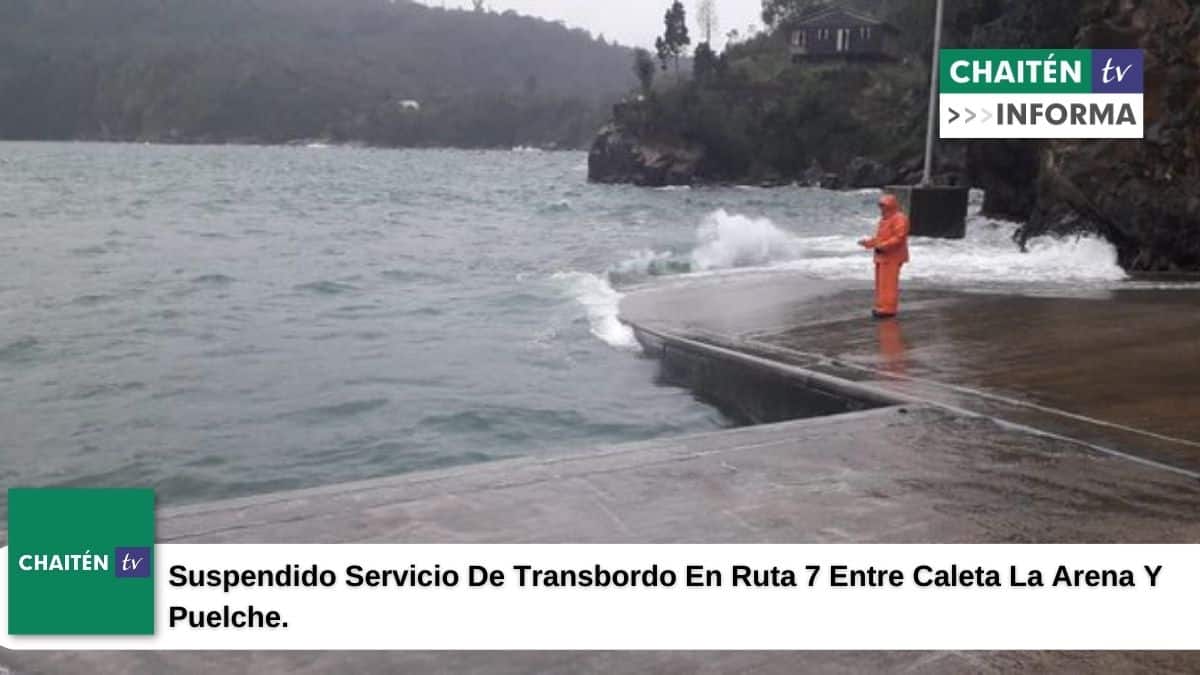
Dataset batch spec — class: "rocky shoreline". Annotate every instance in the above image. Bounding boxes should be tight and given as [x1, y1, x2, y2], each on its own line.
[588, 0, 1200, 274]
[588, 121, 966, 190]
[971, 0, 1200, 273]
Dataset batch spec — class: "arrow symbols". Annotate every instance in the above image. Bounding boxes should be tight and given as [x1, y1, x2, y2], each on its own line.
[945, 107, 994, 124]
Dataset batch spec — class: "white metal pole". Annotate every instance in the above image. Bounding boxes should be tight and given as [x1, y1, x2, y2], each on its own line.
[922, 0, 945, 187]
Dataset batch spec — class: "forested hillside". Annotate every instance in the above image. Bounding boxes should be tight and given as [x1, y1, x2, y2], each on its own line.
[0, 0, 637, 147]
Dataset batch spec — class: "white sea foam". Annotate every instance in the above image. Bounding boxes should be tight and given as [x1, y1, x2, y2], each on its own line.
[554, 272, 639, 351]
[783, 220, 1125, 284]
[572, 204, 1128, 350]
[679, 208, 1127, 285]
[690, 209, 806, 270]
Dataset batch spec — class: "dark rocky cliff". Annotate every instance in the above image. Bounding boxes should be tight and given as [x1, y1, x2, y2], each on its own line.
[998, 0, 1200, 273]
[588, 109, 707, 187]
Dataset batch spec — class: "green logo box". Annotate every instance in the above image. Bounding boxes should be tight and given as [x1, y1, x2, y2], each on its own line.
[940, 49, 1093, 94]
[7, 488, 155, 635]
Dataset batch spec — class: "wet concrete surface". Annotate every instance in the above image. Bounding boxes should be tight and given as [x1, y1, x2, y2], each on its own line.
[5, 272, 1200, 673]
[621, 273, 1200, 473]
[5, 406, 1200, 673]
[119, 407, 1200, 545]
[766, 289, 1200, 441]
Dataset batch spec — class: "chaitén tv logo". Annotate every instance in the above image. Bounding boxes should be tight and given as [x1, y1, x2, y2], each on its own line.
[7, 489, 156, 635]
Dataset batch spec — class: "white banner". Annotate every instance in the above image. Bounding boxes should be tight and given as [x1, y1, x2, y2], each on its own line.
[940, 93, 1144, 139]
[3, 544, 1197, 650]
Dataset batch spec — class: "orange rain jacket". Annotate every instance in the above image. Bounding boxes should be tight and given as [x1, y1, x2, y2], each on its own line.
[864, 195, 910, 265]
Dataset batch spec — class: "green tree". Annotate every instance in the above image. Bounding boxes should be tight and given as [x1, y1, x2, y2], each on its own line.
[633, 48, 657, 96]
[692, 42, 718, 82]
[655, 1, 691, 79]
[0, 0, 638, 149]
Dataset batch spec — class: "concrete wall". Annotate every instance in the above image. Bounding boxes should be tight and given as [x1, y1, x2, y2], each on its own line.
[633, 326, 900, 425]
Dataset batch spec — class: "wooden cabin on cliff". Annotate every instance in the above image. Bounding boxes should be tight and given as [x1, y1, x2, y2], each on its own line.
[783, 4, 895, 62]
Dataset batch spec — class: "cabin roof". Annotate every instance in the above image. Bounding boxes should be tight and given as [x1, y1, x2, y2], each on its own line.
[785, 4, 886, 29]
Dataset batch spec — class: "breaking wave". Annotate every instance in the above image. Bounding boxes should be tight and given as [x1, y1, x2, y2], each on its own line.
[604, 207, 1126, 288]
[691, 210, 807, 271]
[562, 191, 1128, 352]
[554, 272, 639, 351]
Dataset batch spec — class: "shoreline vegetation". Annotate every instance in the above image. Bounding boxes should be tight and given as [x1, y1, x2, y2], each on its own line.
[0, 0, 635, 151]
[588, 0, 1200, 274]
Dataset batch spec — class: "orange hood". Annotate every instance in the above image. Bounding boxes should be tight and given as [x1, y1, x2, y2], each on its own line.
[879, 194, 900, 217]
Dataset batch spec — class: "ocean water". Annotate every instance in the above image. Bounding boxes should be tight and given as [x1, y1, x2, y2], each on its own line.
[0, 142, 1130, 509]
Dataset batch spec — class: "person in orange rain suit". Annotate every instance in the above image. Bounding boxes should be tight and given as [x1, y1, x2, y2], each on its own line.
[858, 194, 910, 319]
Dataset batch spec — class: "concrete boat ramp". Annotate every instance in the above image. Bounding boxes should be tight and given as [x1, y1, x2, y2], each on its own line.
[4, 272, 1200, 673]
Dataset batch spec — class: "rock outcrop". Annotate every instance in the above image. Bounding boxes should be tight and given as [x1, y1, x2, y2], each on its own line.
[966, 142, 1041, 221]
[588, 122, 704, 187]
[843, 157, 895, 189]
[971, 0, 1200, 272]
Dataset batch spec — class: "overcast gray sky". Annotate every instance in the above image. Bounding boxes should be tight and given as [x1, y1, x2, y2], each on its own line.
[418, 1, 764, 49]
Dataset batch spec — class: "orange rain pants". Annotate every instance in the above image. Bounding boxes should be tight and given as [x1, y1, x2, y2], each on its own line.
[874, 260, 904, 316]
[863, 195, 910, 317]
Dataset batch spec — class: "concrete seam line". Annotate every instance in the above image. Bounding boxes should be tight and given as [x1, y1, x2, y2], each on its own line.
[934, 400, 1200, 482]
[738, 337, 1200, 451]
[633, 323, 1200, 481]
[732, 337, 1200, 480]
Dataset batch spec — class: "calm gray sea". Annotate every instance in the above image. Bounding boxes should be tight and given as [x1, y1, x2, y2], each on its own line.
[0, 142, 1127, 511]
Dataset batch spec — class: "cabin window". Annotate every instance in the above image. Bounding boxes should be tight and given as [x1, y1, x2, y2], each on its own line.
[836, 28, 850, 52]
